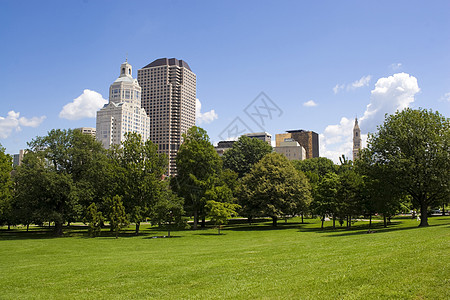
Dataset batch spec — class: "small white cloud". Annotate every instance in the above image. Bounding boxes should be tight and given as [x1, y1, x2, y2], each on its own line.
[59, 89, 107, 120]
[333, 84, 345, 94]
[441, 92, 450, 102]
[333, 75, 371, 94]
[196, 98, 218, 125]
[303, 100, 318, 107]
[349, 75, 371, 90]
[390, 63, 402, 70]
[0, 111, 46, 139]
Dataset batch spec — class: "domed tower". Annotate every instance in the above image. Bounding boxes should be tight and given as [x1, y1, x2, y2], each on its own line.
[96, 60, 150, 148]
[353, 117, 361, 160]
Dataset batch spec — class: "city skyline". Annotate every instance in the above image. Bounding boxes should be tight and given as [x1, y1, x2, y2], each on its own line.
[1, 1, 449, 163]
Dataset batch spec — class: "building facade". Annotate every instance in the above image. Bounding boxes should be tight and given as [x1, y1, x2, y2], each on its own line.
[96, 61, 150, 149]
[137, 58, 196, 175]
[244, 132, 272, 144]
[353, 117, 361, 161]
[215, 140, 236, 156]
[75, 127, 96, 137]
[275, 130, 319, 159]
[274, 139, 306, 161]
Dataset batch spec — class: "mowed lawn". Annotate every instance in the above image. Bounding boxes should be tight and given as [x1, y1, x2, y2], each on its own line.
[1, 216, 449, 299]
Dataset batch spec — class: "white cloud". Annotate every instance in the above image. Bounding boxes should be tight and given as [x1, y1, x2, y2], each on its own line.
[0, 111, 46, 139]
[303, 100, 318, 107]
[321, 72, 419, 163]
[196, 98, 218, 125]
[390, 63, 402, 70]
[350, 75, 371, 89]
[441, 92, 450, 102]
[59, 89, 107, 120]
[333, 75, 371, 94]
[360, 72, 419, 133]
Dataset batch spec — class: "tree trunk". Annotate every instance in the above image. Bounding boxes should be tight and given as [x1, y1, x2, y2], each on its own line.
[272, 216, 278, 227]
[168, 229, 171, 238]
[368, 214, 372, 231]
[201, 215, 206, 228]
[321, 215, 324, 229]
[383, 215, 387, 228]
[248, 216, 252, 225]
[54, 221, 63, 236]
[218, 225, 221, 235]
[135, 222, 140, 235]
[332, 215, 336, 229]
[419, 201, 429, 227]
[26, 223, 29, 232]
[442, 203, 446, 216]
[193, 210, 198, 230]
[7, 223, 11, 231]
[301, 213, 304, 224]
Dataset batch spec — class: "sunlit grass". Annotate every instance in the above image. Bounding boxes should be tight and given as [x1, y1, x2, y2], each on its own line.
[1, 216, 449, 299]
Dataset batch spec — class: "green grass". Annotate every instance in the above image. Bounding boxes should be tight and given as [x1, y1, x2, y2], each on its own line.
[1, 216, 449, 299]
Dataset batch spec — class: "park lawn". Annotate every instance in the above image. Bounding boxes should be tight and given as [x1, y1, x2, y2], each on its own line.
[0, 216, 449, 299]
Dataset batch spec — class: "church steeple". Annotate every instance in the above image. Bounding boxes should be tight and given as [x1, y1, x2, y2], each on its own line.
[353, 117, 361, 160]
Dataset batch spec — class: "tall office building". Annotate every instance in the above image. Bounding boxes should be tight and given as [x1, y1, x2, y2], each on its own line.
[353, 117, 361, 161]
[96, 61, 150, 149]
[244, 132, 272, 145]
[276, 130, 319, 159]
[137, 58, 196, 175]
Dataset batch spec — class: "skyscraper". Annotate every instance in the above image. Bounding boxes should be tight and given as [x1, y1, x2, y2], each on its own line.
[96, 61, 150, 148]
[353, 117, 361, 160]
[137, 58, 196, 175]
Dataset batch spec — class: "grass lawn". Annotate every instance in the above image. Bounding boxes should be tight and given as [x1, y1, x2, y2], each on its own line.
[1, 216, 449, 299]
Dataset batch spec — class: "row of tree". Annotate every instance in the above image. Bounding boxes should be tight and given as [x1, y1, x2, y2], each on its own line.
[0, 108, 448, 236]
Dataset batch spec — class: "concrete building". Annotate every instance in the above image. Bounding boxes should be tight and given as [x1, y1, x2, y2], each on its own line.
[215, 140, 236, 156]
[353, 117, 361, 160]
[274, 139, 306, 161]
[275, 130, 319, 159]
[75, 127, 96, 137]
[244, 132, 272, 144]
[137, 58, 196, 175]
[96, 61, 150, 149]
[13, 149, 26, 167]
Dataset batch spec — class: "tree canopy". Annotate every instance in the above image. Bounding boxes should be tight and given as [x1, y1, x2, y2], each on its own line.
[222, 135, 273, 178]
[358, 108, 450, 226]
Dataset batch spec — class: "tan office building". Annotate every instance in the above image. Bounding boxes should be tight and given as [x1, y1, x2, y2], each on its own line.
[137, 58, 196, 175]
[276, 130, 319, 159]
[274, 139, 306, 161]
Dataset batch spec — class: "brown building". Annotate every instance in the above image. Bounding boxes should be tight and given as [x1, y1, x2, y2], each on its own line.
[275, 130, 319, 159]
[137, 58, 196, 175]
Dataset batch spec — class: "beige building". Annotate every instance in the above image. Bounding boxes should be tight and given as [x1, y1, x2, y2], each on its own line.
[13, 149, 26, 166]
[137, 58, 196, 175]
[274, 139, 306, 161]
[75, 127, 96, 137]
[96, 61, 150, 149]
[275, 130, 319, 159]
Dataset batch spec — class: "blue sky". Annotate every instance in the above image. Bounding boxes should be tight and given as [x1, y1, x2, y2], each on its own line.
[1, 0, 449, 162]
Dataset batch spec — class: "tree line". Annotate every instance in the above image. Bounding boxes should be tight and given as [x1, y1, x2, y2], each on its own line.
[0, 108, 448, 236]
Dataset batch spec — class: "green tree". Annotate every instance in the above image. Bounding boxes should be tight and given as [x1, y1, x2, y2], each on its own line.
[0, 144, 13, 228]
[336, 169, 364, 228]
[313, 172, 339, 229]
[237, 153, 312, 226]
[173, 126, 222, 229]
[106, 195, 128, 238]
[110, 132, 167, 234]
[13, 129, 107, 235]
[360, 108, 449, 226]
[205, 200, 240, 234]
[222, 135, 272, 178]
[83, 203, 104, 237]
[151, 181, 186, 237]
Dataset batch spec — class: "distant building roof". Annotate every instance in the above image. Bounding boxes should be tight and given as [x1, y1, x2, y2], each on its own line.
[286, 129, 306, 133]
[142, 58, 192, 71]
